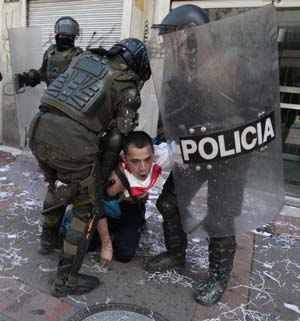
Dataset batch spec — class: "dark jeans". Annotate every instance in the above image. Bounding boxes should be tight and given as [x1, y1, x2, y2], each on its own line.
[89, 201, 146, 262]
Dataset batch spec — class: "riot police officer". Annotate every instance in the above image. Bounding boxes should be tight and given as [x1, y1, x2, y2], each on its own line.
[145, 5, 237, 306]
[29, 38, 151, 297]
[15, 16, 82, 89]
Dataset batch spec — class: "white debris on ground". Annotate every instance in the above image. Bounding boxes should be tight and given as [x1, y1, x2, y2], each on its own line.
[0, 152, 44, 273]
[146, 270, 194, 288]
[0, 151, 300, 320]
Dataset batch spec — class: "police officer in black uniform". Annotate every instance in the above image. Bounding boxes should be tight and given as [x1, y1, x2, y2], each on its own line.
[15, 16, 82, 89]
[29, 38, 151, 297]
[145, 5, 237, 306]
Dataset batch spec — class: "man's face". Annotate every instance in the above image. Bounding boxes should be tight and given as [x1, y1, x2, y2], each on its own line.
[124, 144, 154, 181]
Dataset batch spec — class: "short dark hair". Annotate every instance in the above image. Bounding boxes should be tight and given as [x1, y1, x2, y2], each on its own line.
[123, 131, 154, 154]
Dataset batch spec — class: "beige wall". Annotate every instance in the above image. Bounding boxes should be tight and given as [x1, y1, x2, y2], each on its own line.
[130, 0, 171, 137]
[0, 0, 27, 145]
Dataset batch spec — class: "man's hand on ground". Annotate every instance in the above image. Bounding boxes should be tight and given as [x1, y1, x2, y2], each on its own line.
[97, 217, 113, 269]
[100, 239, 113, 269]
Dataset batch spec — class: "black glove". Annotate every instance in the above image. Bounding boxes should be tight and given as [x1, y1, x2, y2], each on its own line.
[14, 69, 41, 90]
[14, 73, 26, 91]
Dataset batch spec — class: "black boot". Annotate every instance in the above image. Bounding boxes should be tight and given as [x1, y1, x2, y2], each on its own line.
[194, 236, 236, 305]
[145, 206, 187, 272]
[145, 251, 185, 273]
[51, 257, 100, 297]
[145, 174, 187, 273]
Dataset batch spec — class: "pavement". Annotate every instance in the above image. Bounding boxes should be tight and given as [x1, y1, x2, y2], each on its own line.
[0, 145, 299, 321]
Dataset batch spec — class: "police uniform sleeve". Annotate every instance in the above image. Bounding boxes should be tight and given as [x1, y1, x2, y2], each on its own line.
[94, 85, 141, 219]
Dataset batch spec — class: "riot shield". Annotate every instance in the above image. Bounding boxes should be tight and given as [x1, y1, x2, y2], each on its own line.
[8, 27, 44, 147]
[137, 79, 159, 137]
[148, 6, 284, 237]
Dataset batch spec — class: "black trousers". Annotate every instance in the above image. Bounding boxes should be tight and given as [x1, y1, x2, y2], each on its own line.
[89, 201, 146, 262]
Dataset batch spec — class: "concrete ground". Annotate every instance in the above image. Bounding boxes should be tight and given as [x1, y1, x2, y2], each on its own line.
[0, 146, 299, 321]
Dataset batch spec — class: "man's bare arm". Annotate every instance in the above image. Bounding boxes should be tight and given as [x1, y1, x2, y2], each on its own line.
[97, 218, 113, 268]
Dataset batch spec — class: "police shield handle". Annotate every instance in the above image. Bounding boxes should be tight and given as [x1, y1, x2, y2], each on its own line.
[0, 72, 2, 82]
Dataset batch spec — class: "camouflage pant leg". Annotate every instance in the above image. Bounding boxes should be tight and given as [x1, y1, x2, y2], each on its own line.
[204, 159, 248, 237]
[156, 173, 187, 256]
[42, 188, 67, 232]
[61, 186, 96, 274]
[29, 150, 66, 232]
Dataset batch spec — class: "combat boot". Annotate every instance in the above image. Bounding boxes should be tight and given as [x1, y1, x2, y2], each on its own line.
[51, 257, 100, 297]
[145, 174, 187, 272]
[144, 208, 187, 272]
[144, 251, 185, 273]
[193, 236, 236, 305]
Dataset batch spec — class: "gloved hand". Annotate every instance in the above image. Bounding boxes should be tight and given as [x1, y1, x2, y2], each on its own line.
[14, 69, 40, 91]
[0, 72, 2, 82]
[14, 73, 26, 91]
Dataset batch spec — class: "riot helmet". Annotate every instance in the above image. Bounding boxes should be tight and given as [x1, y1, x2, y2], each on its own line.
[155, 5, 209, 35]
[55, 16, 80, 50]
[156, 5, 209, 77]
[108, 38, 151, 82]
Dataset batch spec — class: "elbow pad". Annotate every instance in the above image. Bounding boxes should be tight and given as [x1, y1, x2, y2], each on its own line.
[116, 107, 139, 135]
[94, 130, 123, 218]
[101, 130, 123, 178]
[116, 88, 141, 135]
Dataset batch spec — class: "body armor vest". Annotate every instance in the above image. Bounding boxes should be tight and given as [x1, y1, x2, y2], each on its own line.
[41, 52, 132, 133]
[45, 45, 82, 85]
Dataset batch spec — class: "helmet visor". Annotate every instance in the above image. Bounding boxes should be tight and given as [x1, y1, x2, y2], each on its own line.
[55, 19, 79, 36]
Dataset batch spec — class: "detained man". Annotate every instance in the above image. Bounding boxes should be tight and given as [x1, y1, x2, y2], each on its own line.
[61, 131, 171, 265]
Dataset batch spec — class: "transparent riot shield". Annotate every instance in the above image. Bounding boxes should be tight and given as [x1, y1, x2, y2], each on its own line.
[148, 6, 284, 237]
[8, 27, 44, 147]
[137, 79, 159, 137]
